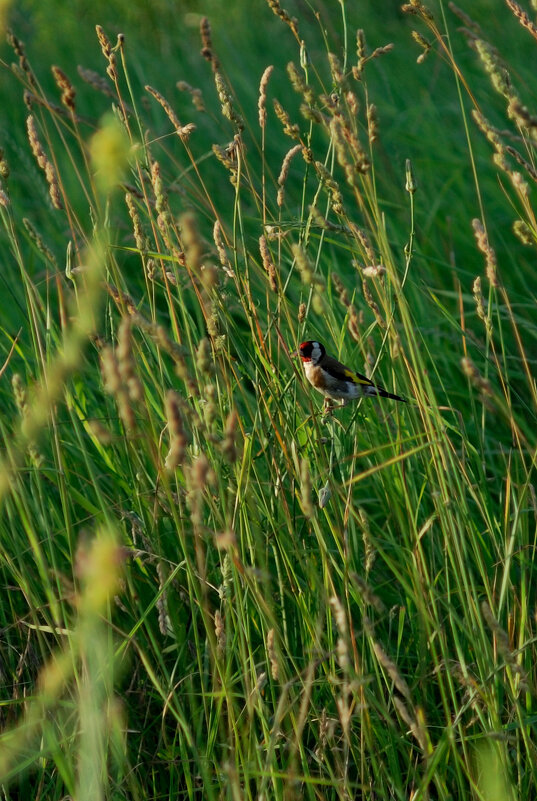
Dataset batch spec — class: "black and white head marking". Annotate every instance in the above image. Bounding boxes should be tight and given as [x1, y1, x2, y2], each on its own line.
[299, 340, 325, 364]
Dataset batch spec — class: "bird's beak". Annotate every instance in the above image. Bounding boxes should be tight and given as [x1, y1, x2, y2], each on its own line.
[289, 349, 298, 358]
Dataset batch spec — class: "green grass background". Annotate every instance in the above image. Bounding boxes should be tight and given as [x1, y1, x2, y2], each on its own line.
[0, 0, 536, 799]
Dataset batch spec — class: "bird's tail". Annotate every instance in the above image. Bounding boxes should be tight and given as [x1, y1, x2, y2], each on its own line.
[364, 384, 406, 402]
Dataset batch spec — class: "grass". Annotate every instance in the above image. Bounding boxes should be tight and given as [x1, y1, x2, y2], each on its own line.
[0, 0, 536, 798]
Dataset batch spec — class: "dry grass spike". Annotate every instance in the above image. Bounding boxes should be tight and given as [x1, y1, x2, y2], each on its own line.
[51, 65, 76, 111]
[258, 65, 274, 128]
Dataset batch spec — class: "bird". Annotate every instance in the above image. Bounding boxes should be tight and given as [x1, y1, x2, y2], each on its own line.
[295, 340, 405, 406]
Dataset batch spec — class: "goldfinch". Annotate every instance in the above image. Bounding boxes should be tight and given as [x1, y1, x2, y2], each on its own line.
[296, 340, 405, 405]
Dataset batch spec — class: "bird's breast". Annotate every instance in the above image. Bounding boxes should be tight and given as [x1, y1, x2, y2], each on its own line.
[303, 362, 324, 388]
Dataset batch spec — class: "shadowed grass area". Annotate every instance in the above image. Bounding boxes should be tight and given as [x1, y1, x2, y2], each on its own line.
[0, 1, 536, 799]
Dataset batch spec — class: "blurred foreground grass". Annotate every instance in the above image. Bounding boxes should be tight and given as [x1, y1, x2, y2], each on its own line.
[0, 1, 536, 799]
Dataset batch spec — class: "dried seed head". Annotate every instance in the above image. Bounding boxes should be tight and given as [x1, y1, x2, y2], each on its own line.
[214, 529, 236, 551]
[362, 263, 386, 278]
[177, 80, 205, 112]
[329, 595, 347, 635]
[12, 373, 28, 416]
[215, 609, 226, 659]
[513, 219, 535, 245]
[352, 225, 376, 264]
[26, 115, 63, 210]
[287, 61, 314, 103]
[298, 301, 306, 323]
[101, 345, 136, 431]
[146, 84, 196, 141]
[180, 211, 203, 274]
[372, 639, 412, 702]
[332, 273, 350, 307]
[266, 628, 279, 680]
[259, 235, 278, 291]
[258, 65, 274, 128]
[195, 338, 213, 377]
[507, 163, 532, 195]
[405, 158, 418, 193]
[300, 103, 325, 123]
[200, 16, 219, 69]
[204, 383, 218, 428]
[347, 305, 363, 342]
[51, 65, 76, 111]
[100, 345, 121, 396]
[206, 308, 220, 340]
[412, 30, 432, 63]
[87, 419, 113, 445]
[328, 52, 344, 85]
[472, 219, 499, 287]
[191, 453, 215, 490]
[292, 243, 314, 285]
[474, 38, 510, 98]
[461, 356, 493, 399]
[150, 159, 167, 216]
[164, 389, 188, 472]
[506, 97, 537, 136]
[448, 2, 481, 33]
[300, 458, 313, 519]
[117, 316, 143, 402]
[77, 65, 115, 98]
[22, 218, 57, 266]
[318, 482, 331, 508]
[95, 24, 117, 81]
[0, 148, 9, 181]
[362, 280, 386, 329]
[214, 71, 244, 131]
[156, 561, 170, 636]
[277, 143, 302, 207]
[222, 408, 238, 463]
[212, 139, 240, 185]
[6, 30, 36, 85]
[345, 90, 359, 116]
[266, 0, 299, 38]
[213, 220, 235, 278]
[505, 0, 537, 40]
[315, 161, 345, 215]
[401, 0, 434, 21]
[356, 29, 367, 77]
[125, 193, 149, 253]
[273, 98, 300, 139]
[472, 276, 491, 334]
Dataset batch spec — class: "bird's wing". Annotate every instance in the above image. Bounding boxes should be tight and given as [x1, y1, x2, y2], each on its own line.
[351, 369, 375, 386]
[322, 355, 373, 386]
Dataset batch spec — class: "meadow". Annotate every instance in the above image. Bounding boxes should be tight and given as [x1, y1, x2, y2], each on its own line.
[0, 0, 536, 798]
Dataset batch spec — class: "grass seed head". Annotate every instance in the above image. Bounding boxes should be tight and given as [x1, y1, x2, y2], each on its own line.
[77, 65, 115, 98]
[300, 457, 313, 519]
[259, 235, 278, 291]
[222, 408, 238, 463]
[266, 628, 279, 680]
[51, 65, 76, 111]
[200, 16, 219, 69]
[177, 80, 205, 112]
[277, 143, 302, 207]
[95, 24, 117, 81]
[472, 219, 499, 287]
[164, 390, 188, 470]
[215, 609, 226, 659]
[26, 115, 63, 209]
[258, 65, 274, 128]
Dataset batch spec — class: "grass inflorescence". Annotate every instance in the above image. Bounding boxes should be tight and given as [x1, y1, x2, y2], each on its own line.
[0, 1, 536, 799]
